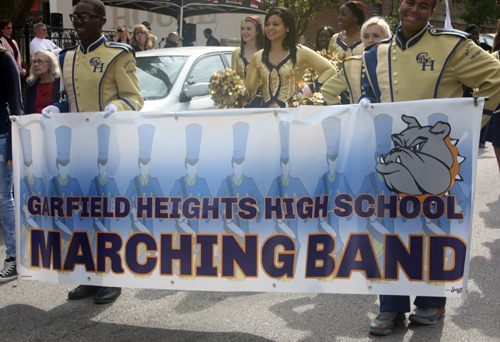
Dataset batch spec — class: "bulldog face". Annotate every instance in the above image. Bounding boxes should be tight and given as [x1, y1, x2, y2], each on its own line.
[376, 115, 455, 196]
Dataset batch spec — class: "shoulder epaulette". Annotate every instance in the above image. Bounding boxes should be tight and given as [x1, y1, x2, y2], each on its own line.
[428, 27, 469, 39]
[59, 45, 77, 54]
[105, 41, 133, 52]
[364, 37, 391, 51]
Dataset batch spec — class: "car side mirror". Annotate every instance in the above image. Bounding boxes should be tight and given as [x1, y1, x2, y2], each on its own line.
[185, 83, 210, 98]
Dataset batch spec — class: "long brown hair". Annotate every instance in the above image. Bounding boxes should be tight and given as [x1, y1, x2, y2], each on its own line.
[130, 24, 152, 50]
[240, 16, 264, 50]
[493, 20, 500, 53]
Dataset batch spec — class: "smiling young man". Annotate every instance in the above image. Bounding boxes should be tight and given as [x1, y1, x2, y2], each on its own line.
[42, 0, 143, 304]
[360, 0, 500, 336]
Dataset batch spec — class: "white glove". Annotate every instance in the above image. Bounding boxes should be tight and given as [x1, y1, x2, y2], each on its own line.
[41, 105, 60, 118]
[359, 98, 372, 108]
[301, 85, 312, 96]
[103, 104, 118, 118]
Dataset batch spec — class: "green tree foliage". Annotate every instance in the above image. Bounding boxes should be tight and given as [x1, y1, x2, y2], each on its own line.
[260, 0, 344, 37]
[458, 0, 500, 30]
[1, 0, 37, 25]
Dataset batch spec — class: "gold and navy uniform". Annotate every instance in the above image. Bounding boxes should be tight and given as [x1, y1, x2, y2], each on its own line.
[55, 35, 144, 113]
[245, 44, 336, 108]
[361, 24, 500, 122]
[321, 56, 363, 105]
[328, 33, 364, 58]
[231, 47, 251, 80]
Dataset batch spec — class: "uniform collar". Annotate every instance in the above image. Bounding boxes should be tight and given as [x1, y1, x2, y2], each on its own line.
[395, 22, 430, 51]
[79, 34, 107, 54]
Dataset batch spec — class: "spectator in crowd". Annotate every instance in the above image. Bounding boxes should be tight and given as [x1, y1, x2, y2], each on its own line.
[321, 17, 391, 105]
[130, 24, 153, 52]
[359, 0, 500, 335]
[164, 31, 179, 48]
[0, 45, 23, 282]
[244, 7, 335, 108]
[204, 28, 221, 46]
[25, 50, 61, 114]
[142, 21, 157, 49]
[42, 0, 143, 303]
[0, 20, 27, 77]
[483, 19, 500, 172]
[464, 24, 491, 52]
[114, 24, 130, 44]
[29, 23, 62, 57]
[315, 26, 335, 52]
[232, 16, 265, 107]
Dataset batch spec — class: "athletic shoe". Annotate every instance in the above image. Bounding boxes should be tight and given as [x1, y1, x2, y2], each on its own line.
[409, 306, 445, 325]
[369, 311, 405, 335]
[0, 257, 18, 283]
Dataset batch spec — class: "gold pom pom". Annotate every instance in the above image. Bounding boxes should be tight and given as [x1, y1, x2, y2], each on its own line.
[209, 68, 248, 108]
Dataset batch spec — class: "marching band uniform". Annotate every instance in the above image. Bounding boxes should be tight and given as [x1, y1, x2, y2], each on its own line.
[125, 125, 163, 235]
[216, 123, 264, 238]
[244, 45, 336, 108]
[19, 129, 45, 268]
[53, 34, 143, 113]
[321, 56, 363, 105]
[314, 118, 353, 258]
[328, 32, 364, 58]
[231, 47, 263, 107]
[169, 124, 212, 235]
[361, 23, 500, 316]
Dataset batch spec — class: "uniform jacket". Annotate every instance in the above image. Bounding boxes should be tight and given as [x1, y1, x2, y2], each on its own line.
[54, 35, 143, 113]
[361, 23, 500, 119]
[321, 56, 363, 105]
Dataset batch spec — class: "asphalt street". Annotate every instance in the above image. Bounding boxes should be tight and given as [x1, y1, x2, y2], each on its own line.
[1, 144, 499, 342]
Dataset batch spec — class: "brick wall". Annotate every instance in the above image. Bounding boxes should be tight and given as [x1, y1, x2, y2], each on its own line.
[301, 0, 495, 50]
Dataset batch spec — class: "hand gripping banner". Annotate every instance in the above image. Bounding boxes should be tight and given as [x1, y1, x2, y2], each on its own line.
[11, 98, 483, 298]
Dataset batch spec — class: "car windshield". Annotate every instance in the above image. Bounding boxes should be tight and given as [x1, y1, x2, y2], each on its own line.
[136, 56, 188, 100]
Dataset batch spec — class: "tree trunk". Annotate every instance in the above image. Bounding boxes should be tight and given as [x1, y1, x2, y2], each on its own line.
[1, 0, 37, 25]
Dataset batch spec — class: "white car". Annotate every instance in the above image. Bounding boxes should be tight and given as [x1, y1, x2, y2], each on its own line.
[135, 46, 235, 112]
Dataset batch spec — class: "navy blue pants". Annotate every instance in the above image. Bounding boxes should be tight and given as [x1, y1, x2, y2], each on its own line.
[380, 295, 446, 312]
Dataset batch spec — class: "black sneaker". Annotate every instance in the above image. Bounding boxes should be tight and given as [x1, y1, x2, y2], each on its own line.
[0, 257, 18, 283]
[369, 311, 405, 335]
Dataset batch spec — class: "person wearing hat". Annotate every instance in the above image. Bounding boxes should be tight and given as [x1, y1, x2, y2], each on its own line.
[169, 124, 211, 276]
[356, 115, 395, 269]
[142, 21, 157, 49]
[313, 117, 353, 267]
[18, 128, 46, 270]
[125, 124, 164, 239]
[87, 124, 120, 253]
[266, 121, 309, 275]
[216, 122, 264, 280]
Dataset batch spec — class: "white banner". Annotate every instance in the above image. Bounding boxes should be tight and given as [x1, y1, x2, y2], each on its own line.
[12, 98, 483, 298]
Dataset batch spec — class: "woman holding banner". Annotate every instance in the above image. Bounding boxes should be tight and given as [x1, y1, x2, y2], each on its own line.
[320, 17, 392, 105]
[243, 7, 336, 108]
[231, 16, 265, 108]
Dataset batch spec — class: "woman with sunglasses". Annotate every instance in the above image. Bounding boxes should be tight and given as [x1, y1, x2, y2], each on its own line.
[25, 50, 62, 114]
[130, 24, 153, 52]
[0, 20, 26, 77]
[244, 8, 336, 108]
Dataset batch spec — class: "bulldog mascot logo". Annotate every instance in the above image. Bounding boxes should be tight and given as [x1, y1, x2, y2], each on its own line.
[376, 115, 464, 198]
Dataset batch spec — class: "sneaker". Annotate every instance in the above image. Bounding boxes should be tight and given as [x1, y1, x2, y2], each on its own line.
[369, 311, 405, 335]
[409, 306, 445, 325]
[0, 257, 18, 283]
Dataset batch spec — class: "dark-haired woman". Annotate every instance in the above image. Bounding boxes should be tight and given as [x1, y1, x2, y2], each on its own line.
[0, 20, 26, 77]
[328, 1, 366, 57]
[244, 7, 336, 108]
[232, 16, 265, 107]
[315, 26, 335, 52]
